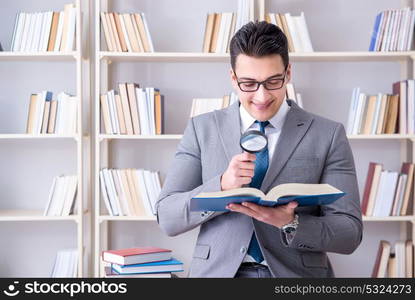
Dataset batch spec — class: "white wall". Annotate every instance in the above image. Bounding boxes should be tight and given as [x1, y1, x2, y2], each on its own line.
[0, 0, 412, 277]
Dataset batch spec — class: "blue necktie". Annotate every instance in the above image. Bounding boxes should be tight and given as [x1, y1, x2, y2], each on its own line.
[247, 120, 269, 263]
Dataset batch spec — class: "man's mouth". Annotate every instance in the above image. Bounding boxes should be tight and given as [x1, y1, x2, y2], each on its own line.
[251, 100, 273, 111]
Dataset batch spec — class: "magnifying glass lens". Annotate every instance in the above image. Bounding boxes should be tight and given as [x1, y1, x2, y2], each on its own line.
[240, 130, 268, 154]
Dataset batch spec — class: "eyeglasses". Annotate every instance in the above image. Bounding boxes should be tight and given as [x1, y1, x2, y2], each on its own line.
[234, 70, 287, 92]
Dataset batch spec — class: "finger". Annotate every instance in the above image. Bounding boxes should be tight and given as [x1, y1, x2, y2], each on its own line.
[227, 203, 261, 219]
[287, 201, 298, 209]
[241, 201, 264, 213]
[238, 161, 256, 170]
[238, 152, 256, 162]
[236, 169, 254, 177]
[238, 176, 252, 185]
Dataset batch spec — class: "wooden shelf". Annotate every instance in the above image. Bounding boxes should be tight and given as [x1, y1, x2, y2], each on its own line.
[99, 215, 157, 222]
[363, 216, 415, 222]
[98, 134, 183, 141]
[0, 51, 79, 61]
[99, 51, 415, 63]
[347, 134, 415, 140]
[0, 210, 80, 222]
[0, 134, 79, 140]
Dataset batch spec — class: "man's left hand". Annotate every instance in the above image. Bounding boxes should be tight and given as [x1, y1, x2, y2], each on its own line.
[226, 201, 298, 228]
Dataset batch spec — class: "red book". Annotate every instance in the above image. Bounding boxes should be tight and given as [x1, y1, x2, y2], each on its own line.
[102, 247, 172, 266]
[361, 162, 378, 215]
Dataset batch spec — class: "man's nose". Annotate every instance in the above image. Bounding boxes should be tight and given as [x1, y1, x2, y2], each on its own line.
[254, 84, 271, 102]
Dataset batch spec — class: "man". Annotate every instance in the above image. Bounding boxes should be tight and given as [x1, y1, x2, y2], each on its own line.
[156, 21, 362, 278]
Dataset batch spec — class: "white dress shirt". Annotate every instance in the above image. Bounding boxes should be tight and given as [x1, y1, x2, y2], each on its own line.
[239, 99, 290, 265]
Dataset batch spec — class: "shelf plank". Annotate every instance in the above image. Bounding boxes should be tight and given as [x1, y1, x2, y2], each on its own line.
[347, 134, 415, 140]
[99, 51, 415, 62]
[99, 134, 183, 141]
[0, 134, 78, 140]
[0, 210, 80, 222]
[99, 215, 157, 222]
[0, 51, 78, 61]
[363, 216, 415, 222]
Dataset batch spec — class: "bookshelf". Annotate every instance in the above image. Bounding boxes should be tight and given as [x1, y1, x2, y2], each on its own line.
[0, 0, 84, 277]
[93, 0, 415, 277]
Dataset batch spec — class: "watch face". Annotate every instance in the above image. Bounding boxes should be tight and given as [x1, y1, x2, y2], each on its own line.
[284, 226, 295, 234]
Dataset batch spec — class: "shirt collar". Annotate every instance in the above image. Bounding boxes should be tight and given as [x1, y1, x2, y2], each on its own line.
[239, 99, 290, 132]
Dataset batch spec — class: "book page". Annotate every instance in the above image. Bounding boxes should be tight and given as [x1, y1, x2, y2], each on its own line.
[195, 187, 266, 199]
[265, 183, 342, 201]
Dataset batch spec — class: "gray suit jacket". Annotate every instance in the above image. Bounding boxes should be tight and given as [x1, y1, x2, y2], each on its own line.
[156, 100, 363, 278]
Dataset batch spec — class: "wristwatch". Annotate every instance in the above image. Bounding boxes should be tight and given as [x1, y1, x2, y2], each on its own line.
[281, 214, 299, 234]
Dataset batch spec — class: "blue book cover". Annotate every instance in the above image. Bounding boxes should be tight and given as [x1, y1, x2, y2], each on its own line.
[369, 12, 382, 51]
[190, 183, 346, 212]
[112, 258, 184, 275]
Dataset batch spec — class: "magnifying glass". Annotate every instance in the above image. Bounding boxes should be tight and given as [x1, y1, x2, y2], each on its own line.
[240, 130, 268, 153]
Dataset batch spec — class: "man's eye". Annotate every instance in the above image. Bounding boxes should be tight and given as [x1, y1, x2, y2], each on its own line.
[267, 79, 283, 84]
[242, 82, 256, 87]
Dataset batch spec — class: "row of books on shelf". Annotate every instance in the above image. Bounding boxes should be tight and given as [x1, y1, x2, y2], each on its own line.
[44, 175, 78, 217]
[10, 3, 76, 52]
[202, 0, 254, 53]
[51, 249, 78, 278]
[26, 91, 78, 135]
[370, 8, 415, 52]
[100, 168, 161, 217]
[346, 80, 415, 135]
[100, 84, 163, 135]
[362, 162, 413, 217]
[265, 12, 313, 52]
[102, 247, 182, 278]
[100, 12, 154, 53]
[372, 240, 413, 278]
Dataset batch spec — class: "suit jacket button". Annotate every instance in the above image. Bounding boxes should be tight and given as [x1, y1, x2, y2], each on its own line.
[240, 247, 247, 254]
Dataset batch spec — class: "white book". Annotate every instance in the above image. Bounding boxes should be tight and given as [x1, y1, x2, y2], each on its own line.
[135, 170, 153, 216]
[374, 12, 386, 51]
[370, 93, 383, 135]
[398, 8, 409, 51]
[222, 13, 233, 53]
[52, 176, 67, 216]
[391, 9, 402, 51]
[23, 13, 36, 52]
[113, 169, 131, 216]
[64, 6, 76, 51]
[215, 13, 226, 53]
[99, 171, 114, 216]
[285, 13, 302, 52]
[269, 13, 277, 25]
[141, 13, 154, 52]
[296, 12, 313, 52]
[406, 9, 415, 50]
[54, 11, 65, 51]
[70, 96, 78, 134]
[407, 80, 414, 134]
[29, 12, 41, 51]
[35, 91, 46, 134]
[59, 92, 70, 135]
[235, 0, 243, 32]
[136, 88, 150, 135]
[20, 13, 31, 51]
[42, 11, 54, 51]
[55, 92, 64, 134]
[102, 169, 120, 216]
[296, 93, 303, 109]
[44, 176, 57, 216]
[51, 251, 62, 277]
[372, 170, 388, 216]
[62, 176, 77, 216]
[395, 241, 406, 277]
[380, 10, 392, 51]
[55, 176, 71, 216]
[374, 171, 398, 217]
[37, 12, 47, 51]
[107, 90, 120, 134]
[108, 169, 124, 216]
[346, 88, 359, 134]
[119, 13, 132, 52]
[11, 13, 21, 51]
[145, 88, 156, 135]
[399, 81, 407, 134]
[352, 93, 366, 135]
[400, 8, 411, 51]
[388, 10, 398, 51]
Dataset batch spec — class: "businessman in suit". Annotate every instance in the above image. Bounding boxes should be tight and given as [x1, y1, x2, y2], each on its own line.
[156, 21, 363, 278]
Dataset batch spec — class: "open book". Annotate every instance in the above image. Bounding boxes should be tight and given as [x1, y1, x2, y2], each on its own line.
[190, 183, 345, 211]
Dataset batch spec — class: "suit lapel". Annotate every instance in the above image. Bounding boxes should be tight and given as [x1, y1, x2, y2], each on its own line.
[214, 101, 243, 163]
[261, 100, 314, 192]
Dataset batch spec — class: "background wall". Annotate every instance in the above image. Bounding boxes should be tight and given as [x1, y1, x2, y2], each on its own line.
[0, 0, 411, 277]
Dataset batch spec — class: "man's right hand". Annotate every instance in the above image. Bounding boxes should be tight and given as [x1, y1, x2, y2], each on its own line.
[220, 152, 256, 191]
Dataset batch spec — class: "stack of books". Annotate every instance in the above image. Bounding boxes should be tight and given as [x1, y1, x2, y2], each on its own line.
[11, 3, 76, 52]
[361, 162, 414, 217]
[372, 240, 414, 278]
[102, 247, 183, 278]
[44, 175, 78, 216]
[100, 12, 154, 52]
[265, 12, 313, 52]
[51, 249, 78, 278]
[346, 88, 399, 135]
[369, 8, 415, 52]
[26, 91, 78, 135]
[202, 0, 254, 53]
[100, 84, 163, 135]
[190, 92, 238, 117]
[99, 168, 161, 217]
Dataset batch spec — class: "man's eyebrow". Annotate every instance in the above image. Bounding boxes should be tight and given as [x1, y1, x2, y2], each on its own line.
[238, 73, 285, 81]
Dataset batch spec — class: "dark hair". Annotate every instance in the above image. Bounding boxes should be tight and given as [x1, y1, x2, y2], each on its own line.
[230, 21, 289, 71]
